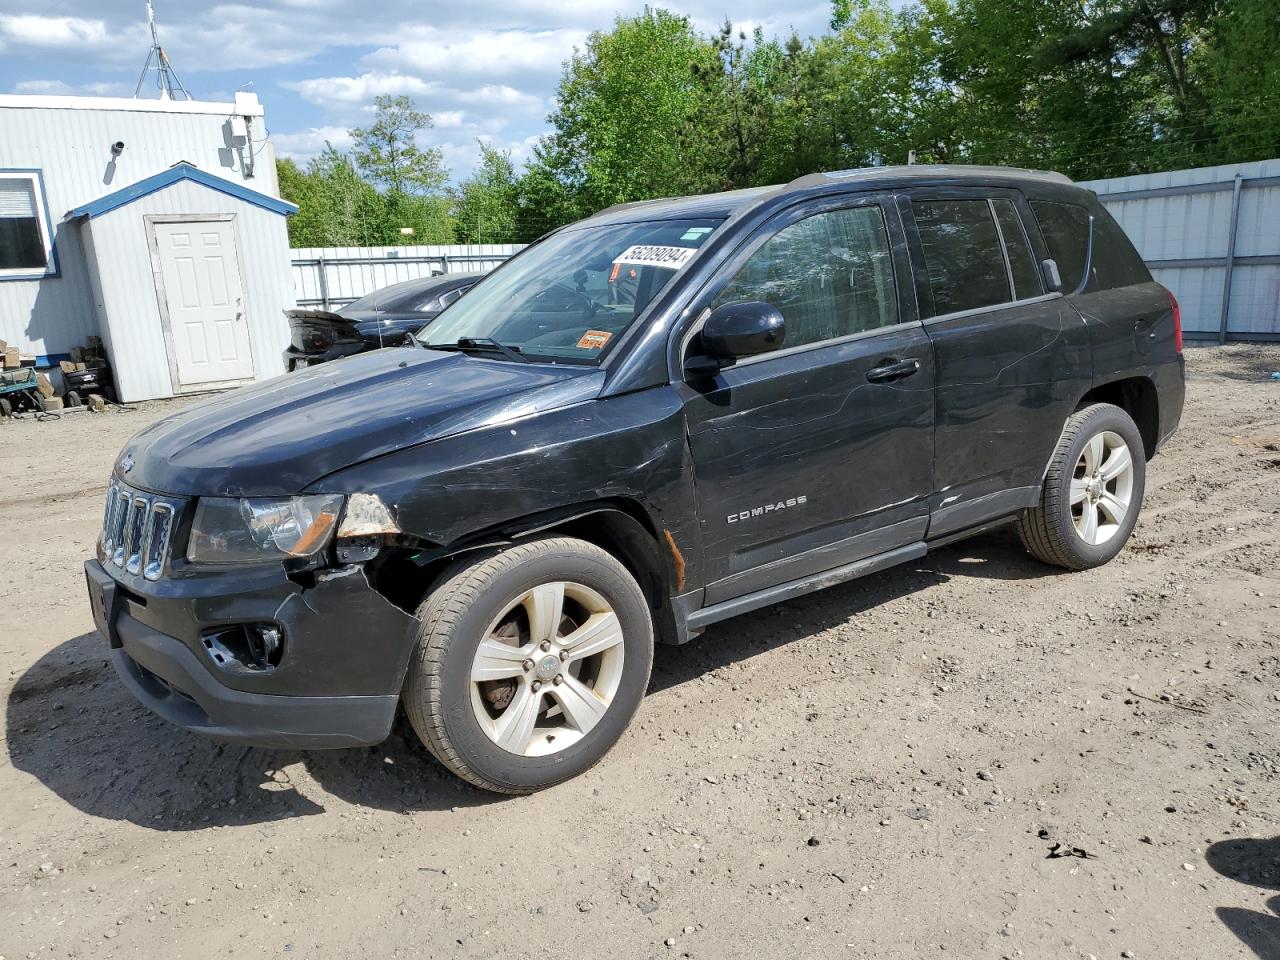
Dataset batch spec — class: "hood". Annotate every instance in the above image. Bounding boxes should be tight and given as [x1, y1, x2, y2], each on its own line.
[121, 349, 604, 497]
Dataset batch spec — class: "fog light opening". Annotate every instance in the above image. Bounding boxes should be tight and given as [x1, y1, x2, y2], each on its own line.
[201, 623, 284, 673]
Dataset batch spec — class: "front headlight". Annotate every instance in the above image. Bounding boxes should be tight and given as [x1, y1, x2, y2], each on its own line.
[189, 495, 345, 563]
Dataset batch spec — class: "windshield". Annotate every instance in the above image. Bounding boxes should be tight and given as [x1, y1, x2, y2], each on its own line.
[420, 218, 722, 363]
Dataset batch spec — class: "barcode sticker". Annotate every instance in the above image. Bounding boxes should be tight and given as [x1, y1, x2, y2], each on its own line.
[612, 245, 697, 269]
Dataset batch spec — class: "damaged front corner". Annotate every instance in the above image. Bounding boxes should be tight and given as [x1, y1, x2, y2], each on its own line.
[273, 563, 422, 698]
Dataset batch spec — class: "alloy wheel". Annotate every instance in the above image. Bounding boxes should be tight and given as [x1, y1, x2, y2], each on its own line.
[469, 581, 626, 757]
[1070, 430, 1135, 545]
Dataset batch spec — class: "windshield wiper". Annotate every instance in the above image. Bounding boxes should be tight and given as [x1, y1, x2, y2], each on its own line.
[424, 337, 529, 363]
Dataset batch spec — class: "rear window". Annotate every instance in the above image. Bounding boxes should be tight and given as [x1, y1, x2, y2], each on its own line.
[1031, 201, 1151, 293]
[912, 199, 1011, 315]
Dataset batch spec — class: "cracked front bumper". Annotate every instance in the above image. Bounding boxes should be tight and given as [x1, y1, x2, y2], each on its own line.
[85, 558, 418, 749]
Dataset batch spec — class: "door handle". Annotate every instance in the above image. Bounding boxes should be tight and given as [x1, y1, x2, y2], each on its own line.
[866, 357, 921, 383]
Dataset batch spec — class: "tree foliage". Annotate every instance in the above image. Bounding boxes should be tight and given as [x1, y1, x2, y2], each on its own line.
[280, 1, 1280, 247]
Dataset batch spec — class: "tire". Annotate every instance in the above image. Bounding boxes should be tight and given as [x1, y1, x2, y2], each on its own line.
[65, 391, 82, 408]
[403, 536, 654, 794]
[1017, 402, 1146, 570]
[0, 397, 10, 418]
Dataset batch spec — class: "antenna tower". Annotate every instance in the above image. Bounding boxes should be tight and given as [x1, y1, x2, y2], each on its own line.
[134, 1, 192, 100]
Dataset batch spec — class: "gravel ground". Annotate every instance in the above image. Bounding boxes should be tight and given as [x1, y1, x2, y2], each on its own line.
[2, 345, 1278, 960]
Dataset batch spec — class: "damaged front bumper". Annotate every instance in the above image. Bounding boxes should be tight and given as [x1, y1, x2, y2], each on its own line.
[85, 557, 418, 749]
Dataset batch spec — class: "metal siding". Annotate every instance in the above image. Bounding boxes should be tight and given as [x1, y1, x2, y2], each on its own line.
[0, 101, 281, 357]
[84, 179, 294, 402]
[1083, 159, 1280, 338]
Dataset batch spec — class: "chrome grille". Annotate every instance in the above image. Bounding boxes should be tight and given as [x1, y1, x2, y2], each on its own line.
[99, 478, 184, 581]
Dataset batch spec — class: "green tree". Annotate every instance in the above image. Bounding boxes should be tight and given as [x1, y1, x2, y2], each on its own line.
[351, 94, 450, 194]
[453, 142, 520, 243]
[276, 146, 387, 247]
[538, 7, 717, 211]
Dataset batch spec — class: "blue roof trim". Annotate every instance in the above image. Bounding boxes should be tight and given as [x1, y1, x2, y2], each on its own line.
[68, 162, 298, 219]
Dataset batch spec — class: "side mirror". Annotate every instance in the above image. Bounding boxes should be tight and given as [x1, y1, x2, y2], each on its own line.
[700, 299, 785, 362]
[1041, 258, 1063, 293]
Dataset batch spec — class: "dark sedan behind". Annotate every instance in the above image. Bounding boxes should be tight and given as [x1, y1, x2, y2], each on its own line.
[284, 271, 483, 370]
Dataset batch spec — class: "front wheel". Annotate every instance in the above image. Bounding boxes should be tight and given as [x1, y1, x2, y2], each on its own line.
[1017, 402, 1146, 570]
[403, 537, 654, 794]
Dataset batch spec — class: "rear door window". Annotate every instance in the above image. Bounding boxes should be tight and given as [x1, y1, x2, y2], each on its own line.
[991, 199, 1042, 300]
[912, 199, 1011, 316]
[714, 205, 898, 349]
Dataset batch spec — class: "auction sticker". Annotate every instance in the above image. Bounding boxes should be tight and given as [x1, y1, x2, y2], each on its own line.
[577, 330, 612, 350]
[613, 244, 697, 269]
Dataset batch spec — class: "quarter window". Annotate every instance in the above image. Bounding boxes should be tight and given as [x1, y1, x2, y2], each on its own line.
[714, 205, 897, 349]
[912, 199, 1011, 316]
[0, 174, 52, 276]
[1030, 200, 1090, 293]
[1088, 211, 1152, 289]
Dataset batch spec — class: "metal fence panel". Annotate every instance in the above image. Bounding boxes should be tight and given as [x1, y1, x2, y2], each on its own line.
[1083, 159, 1280, 342]
[290, 243, 524, 309]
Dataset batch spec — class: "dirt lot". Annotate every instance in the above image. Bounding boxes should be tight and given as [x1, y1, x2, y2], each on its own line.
[2, 345, 1278, 960]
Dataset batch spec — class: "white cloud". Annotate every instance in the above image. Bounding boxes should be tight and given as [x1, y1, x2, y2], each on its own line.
[11, 78, 130, 96]
[0, 14, 113, 48]
[456, 84, 542, 111]
[283, 71, 438, 108]
[433, 110, 466, 129]
[271, 125, 353, 164]
[363, 27, 585, 79]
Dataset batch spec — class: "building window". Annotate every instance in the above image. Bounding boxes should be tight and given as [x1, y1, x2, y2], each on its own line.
[0, 172, 55, 279]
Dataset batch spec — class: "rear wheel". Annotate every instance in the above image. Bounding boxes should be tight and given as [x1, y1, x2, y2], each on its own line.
[65, 390, 82, 408]
[403, 537, 654, 794]
[0, 397, 11, 418]
[1017, 402, 1145, 570]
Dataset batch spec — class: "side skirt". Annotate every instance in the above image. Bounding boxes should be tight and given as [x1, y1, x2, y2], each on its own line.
[673, 510, 1030, 643]
[682, 541, 926, 638]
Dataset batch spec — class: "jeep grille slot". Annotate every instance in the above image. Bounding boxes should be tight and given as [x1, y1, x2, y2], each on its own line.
[99, 479, 184, 581]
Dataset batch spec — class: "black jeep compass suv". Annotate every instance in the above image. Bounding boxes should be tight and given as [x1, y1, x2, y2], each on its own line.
[86, 165, 1185, 793]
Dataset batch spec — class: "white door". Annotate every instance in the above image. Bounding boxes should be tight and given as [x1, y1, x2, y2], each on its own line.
[153, 219, 254, 387]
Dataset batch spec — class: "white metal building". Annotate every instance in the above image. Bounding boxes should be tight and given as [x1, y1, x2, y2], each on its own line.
[0, 93, 297, 400]
[1082, 159, 1280, 342]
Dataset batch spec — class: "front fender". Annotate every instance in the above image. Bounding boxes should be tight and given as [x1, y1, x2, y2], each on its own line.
[309, 385, 705, 592]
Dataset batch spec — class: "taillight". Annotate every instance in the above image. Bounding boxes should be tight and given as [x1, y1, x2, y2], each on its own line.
[1168, 289, 1183, 353]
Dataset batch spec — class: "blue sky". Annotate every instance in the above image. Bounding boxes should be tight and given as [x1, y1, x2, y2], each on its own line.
[0, 1, 835, 182]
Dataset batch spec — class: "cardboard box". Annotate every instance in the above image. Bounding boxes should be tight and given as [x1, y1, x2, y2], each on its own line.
[3, 347, 19, 369]
[88, 394, 107, 413]
[35, 372, 55, 399]
[59, 360, 77, 374]
[42, 396, 64, 412]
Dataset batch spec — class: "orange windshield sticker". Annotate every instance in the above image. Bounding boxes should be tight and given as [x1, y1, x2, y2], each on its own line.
[608, 262, 621, 282]
[577, 330, 612, 350]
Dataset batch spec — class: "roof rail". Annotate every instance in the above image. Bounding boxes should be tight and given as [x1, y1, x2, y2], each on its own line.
[784, 164, 1074, 189]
